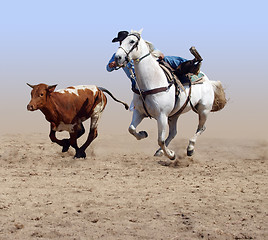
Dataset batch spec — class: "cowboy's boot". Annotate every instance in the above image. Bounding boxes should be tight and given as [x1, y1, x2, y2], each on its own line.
[190, 46, 203, 62]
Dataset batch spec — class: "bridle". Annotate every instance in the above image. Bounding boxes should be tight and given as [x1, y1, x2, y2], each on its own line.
[118, 33, 150, 64]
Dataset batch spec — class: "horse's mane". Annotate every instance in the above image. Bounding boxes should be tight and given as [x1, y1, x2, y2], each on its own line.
[130, 30, 163, 59]
[145, 40, 163, 59]
[144, 40, 155, 53]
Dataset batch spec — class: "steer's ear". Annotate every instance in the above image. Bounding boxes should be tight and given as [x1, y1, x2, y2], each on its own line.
[27, 83, 35, 89]
[47, 84, 57, 93]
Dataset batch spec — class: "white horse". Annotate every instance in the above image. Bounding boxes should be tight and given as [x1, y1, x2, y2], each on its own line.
[115, 30, 226, 160]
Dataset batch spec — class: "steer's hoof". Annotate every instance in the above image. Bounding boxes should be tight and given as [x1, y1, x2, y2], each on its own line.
[62, 139, 70, 152]
[74, 150, 86, 159]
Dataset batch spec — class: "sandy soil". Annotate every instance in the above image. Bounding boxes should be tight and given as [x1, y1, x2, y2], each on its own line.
[0, 132, 267, 240]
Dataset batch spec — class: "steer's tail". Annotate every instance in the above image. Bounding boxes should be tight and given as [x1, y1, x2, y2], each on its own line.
[98, 87, 129, 110]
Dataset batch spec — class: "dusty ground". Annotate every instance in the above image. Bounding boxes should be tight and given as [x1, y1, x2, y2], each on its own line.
[0, 132, 267, 240]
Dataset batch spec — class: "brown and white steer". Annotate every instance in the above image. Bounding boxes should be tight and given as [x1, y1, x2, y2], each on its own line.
[27, 83, 128, 158]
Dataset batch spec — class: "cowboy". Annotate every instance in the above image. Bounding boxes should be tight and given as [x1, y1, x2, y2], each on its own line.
[106, 31, 136, 89]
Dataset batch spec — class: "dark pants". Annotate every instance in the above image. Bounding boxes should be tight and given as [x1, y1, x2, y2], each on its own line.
[175, 60, 202, 76]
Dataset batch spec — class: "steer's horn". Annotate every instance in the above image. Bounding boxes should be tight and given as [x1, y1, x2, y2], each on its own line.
[27, 83, 35, 89]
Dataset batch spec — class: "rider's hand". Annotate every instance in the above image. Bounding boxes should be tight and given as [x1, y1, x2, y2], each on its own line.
[158, 53, 164, 61]
[108, 61, 117, 68]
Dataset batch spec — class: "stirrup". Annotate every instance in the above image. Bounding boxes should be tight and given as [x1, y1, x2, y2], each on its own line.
[190, 46, 203, 62]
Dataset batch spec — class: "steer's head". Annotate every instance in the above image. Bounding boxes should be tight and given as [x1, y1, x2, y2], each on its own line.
[27, 83, 57, 111]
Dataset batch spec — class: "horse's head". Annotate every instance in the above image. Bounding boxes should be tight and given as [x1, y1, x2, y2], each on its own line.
[114, 29, 144, 67]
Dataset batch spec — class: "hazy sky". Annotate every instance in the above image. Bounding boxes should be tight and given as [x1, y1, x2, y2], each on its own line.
[1, 0, 267, 140]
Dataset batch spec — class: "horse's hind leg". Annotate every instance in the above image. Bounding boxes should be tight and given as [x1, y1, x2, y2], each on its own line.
[187, 108, 209, 156]
[128, 109, 148, 140]
[154, 115, 179, 157]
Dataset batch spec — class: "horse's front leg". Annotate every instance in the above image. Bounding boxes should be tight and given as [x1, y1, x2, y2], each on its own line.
[154, 115, 179, 157]
[128, 109, 148, 140]
[157, 114, 176, 160]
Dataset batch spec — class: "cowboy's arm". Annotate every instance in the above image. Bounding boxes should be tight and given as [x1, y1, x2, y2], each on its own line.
[106, 53, 116, 72]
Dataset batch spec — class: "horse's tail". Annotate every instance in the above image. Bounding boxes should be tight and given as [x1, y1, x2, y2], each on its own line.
[98, 87, 129, 110]
[210, 81, 227, 112]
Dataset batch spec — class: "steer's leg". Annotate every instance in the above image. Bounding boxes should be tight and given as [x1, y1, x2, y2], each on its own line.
[49, 127, 70, 152]
[75, 114, 100, 158]
[66, 123, 85, 156]
[69, 130, 80, 157]
[77, 122, 85, 139]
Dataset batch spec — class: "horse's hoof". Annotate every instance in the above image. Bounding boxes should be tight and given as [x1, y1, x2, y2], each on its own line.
[74, 150, 86, 159]
[138, 131, 148, 139]
[165, 150, 176, 160]
[169, 152, 176, 160]
[154, 149, 164, 157]
[187, 149, 194, 156]
[62, 139, 70, 152]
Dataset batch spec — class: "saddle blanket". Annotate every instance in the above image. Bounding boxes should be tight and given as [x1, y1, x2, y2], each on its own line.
[190, 72, 205, 84]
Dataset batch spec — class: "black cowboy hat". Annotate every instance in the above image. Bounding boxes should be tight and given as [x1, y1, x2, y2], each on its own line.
[112, 31, 129, 43]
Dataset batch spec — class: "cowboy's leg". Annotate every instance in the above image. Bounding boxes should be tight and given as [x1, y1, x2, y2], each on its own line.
[175, 47, 203, 75]
[176, 60, 201, 75]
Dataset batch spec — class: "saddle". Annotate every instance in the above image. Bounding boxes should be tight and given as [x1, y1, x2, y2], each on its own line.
[159, 60, 205, 96]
